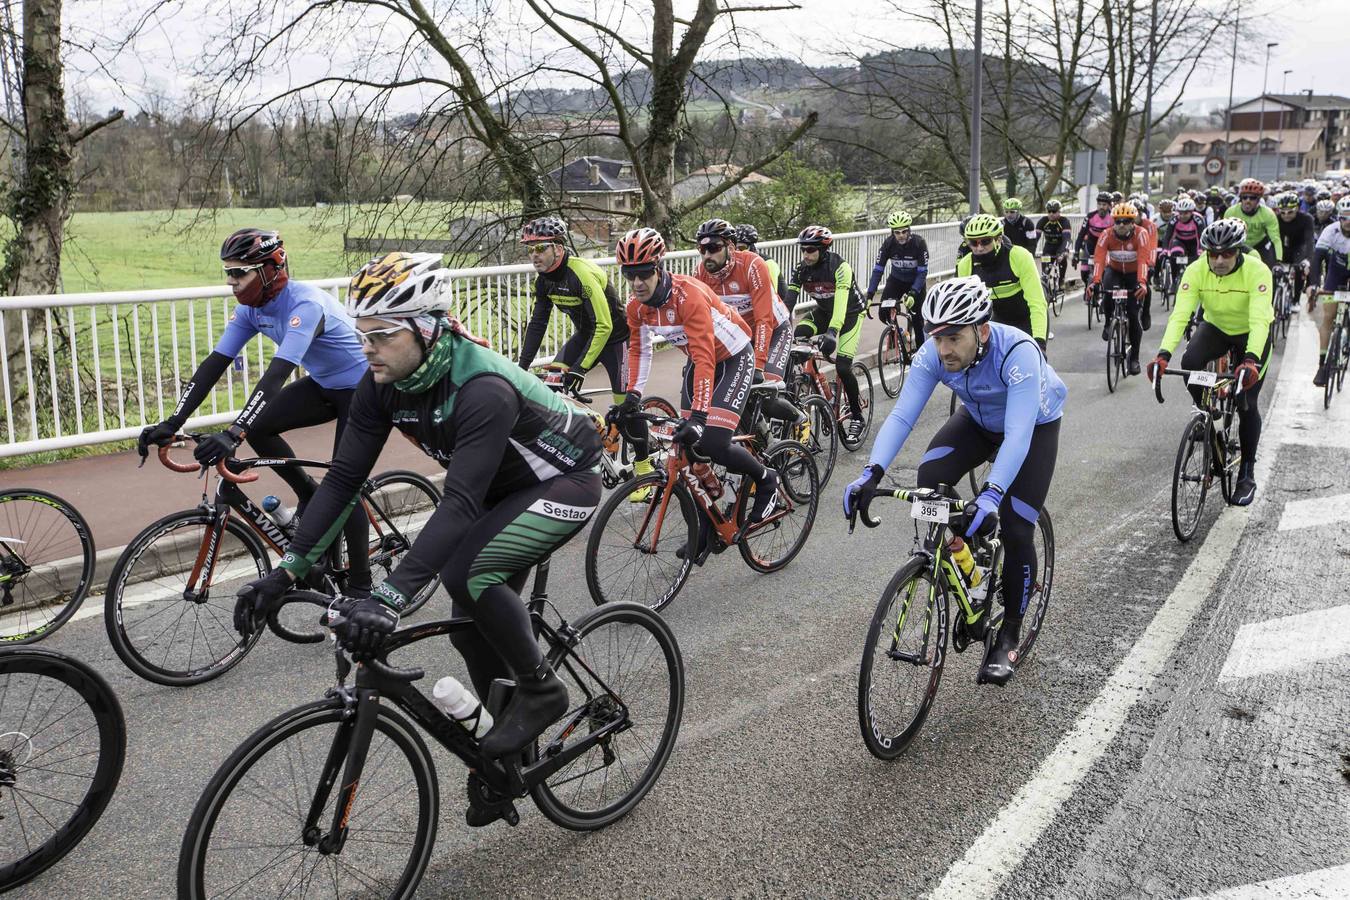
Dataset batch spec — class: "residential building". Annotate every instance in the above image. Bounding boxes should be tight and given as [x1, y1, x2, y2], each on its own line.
[1228, 93, 1350, 170]
[1159, 128, 1324, 192]
[671, 164, 774, 206]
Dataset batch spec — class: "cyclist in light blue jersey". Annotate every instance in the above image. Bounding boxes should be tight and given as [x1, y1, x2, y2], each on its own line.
[843, 275, 1066, 685]
[138, 228, 373, 591]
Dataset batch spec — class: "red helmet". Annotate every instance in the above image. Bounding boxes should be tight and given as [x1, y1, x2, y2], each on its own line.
[1238, 178, 1266, 197]
[797, 225, 833, 248]
[615, 228, 666, 266]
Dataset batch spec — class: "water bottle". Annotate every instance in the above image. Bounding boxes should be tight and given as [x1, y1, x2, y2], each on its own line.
[261, 495, 296, 528]
[946, 536, 983, 587]
[432, 676, 494, 739]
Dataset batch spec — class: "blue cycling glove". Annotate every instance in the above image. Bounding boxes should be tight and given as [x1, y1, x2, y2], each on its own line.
[843, 464, 884, 518]
[965, 485, 1004, 538]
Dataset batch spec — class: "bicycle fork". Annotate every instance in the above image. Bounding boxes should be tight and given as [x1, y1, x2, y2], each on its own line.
[303, 686, 378, 856]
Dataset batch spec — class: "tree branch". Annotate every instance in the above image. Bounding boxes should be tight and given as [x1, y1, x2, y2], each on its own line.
[69, 108, 123, 144]
[674, 110, 819, 215]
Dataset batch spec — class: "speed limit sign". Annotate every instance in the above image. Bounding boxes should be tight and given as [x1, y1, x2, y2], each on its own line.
[1204, 156, 1224, 177]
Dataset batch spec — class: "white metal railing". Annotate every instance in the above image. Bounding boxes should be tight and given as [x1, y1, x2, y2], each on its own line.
[0, 216, 1080, 458]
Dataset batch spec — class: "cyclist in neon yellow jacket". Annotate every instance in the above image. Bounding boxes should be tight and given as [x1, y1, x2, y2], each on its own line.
[1147, 219, 1273, 507]
[955, 214, 1049, 351]
[1223, 178, 1282, 269]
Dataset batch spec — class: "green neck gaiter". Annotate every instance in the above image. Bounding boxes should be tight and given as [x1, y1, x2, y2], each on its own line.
[395, 334, 454, 394]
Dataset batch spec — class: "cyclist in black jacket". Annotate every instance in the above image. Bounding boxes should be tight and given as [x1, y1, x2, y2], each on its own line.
[1035, 200, 1072, 287]
[866, 211, 930, 346]
[1275, 192, 1317, 298]
[234, 253, 603, 762]
[1002, 198, 1038, 253]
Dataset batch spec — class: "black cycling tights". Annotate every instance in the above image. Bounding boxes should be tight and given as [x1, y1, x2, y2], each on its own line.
[445, 470, 601, 699]
[695, 425, 767, 481]
[835, 355, 863, 421]
[1180, 322, 1268, 462]
[246, 376, 370, 583]
[917, 409, 1060, 620]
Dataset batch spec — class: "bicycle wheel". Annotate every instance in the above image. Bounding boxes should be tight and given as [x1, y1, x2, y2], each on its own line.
[1337, 328, 1349, 392]
[837, 362, 874, 451]
[104, 510, 268, 686]
[877, 326, 905, 398]
[1000, 508, 1055, 663]
[0, 648, 126, 892]
[584, 472, 697, 611]
[530, 601, 684, 830]
[1086, 286, 1096, 329]
[1217, 420, 1242, 506]
[0, 490, 95, 643]
[366, 470, 442, 616]
[179, 698, 437, 900]
[737, 440, 819, 574]
[1324, 329, 1339, 409]
[795, 395, 838, 490]
[1106, 319, 1122, 393]
[640, 396, 679, 469]
[1171, 413, 1211, 542]
[858, 557, 947, 760]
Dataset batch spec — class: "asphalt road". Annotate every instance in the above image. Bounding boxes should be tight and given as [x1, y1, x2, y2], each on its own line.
[10, 300, 1349, 899]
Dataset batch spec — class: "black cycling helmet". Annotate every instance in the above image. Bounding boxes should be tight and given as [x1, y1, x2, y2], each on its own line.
[1096, 191, 1112, 203]
[695, 218, 735, 245]
[733, 223, 759, 247]
[521, 216, 567, 244]
[1046, 199, 1062, 212]
[220, 228, 284, 265]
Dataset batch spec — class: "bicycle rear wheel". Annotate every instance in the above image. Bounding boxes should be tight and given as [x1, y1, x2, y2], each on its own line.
[737, 440, 819, 574]
[1171, 413, 1211, 541]
[0, 648, 126, 892]
[877, 326, 905, 398]
[1324, 328, 1339, 409]
[858, 557, 947, 760]
[104, 510, 268, 686]
[793, 395, 837, 490]
[0, 490, 96, 643]
[365, 470, 442, 616]
[1106, 318, 1122, 393]
[179, 699, 437, 900]
[584, 473, 697, 611]
[988, 509, 1056, 664]
[530, 601, 683, 830]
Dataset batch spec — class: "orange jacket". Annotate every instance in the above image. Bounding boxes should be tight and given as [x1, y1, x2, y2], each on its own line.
[693, 249, 789, 371]
[1093, 227, 1151, 285]
[626, 273, 751, 413]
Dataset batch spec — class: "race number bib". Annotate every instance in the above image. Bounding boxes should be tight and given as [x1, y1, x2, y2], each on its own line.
[1335, 291, 1350, 304]
[1187, 370, 1218, 388]
[911, 497, 950, 523]
[881, 298, 897, 309]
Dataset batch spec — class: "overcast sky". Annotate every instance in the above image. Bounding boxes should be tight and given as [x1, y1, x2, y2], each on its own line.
[66, 0, 1340, 117]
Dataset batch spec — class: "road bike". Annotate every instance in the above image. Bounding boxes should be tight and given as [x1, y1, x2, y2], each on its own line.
[585, 401, 819, 612]
[105, 436, 441, 686]
[851, 486, 1054, 759]
[1105, 287, 1133, 393]
[1317, 290, 1350, 409]
[874, 301, 916, 399]
[533, 363, 677, 489]
[1079, 263, 1102, 329]
[785, 336, 874, 450]
[0, 489, 95, 643]
[1040, 253, 1066, 317]
[1271, 264, 1295, 342]
[178, 580, 683, 899]
[1154, 358, 1247, 542]
[1156, 247, 1185, 310]
[0, 647, 126, 891]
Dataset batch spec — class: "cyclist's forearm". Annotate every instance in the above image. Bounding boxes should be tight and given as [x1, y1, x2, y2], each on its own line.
[987, 364, 1040, 491]
[167, 352, 232, 426]
[233, 356, 298, 432]
[867, 263, 886, 295]
[517, 297, 551, 368]
[912, 265, 928, 295]
[867, 360, 937, 470]
[579, 275, 614, 371]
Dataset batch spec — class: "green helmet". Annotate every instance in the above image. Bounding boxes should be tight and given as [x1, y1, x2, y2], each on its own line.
[1003, 198, 1023, 211]
[963, 214, 1004, 240]
[887, 211, 913, 229]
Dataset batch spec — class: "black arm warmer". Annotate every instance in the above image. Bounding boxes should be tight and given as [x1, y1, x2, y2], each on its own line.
[167, 352, 232, 427]
[234, 355, 299, 432]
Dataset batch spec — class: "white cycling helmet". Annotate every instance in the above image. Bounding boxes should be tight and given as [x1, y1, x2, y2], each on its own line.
[923, 275, 992, 336]
[1175, 197, 1196, 213]
[1317, 199, 1336, 216]
[1338, 197, 1350, 218]
[346, 252, 451, 319]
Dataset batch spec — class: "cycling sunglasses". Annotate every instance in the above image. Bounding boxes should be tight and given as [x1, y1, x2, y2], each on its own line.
[697, 242, 725, 255]
[1239, 193, 1261, 201]
[222, 263, 265, 279]
[1206, 248, 1239, 260]
[620, 265, 659, 282]
[968, 237, 995, 248]
[355, 321, 414, 346]
[525, 243, 558, 255]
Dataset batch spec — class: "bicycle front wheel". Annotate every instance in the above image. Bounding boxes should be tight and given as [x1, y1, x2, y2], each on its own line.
[584, 472, 697, 611]
[795, 395, 838, 490]
[1324, 329, 1339, 409]
[1171, 413, 1211, 542]
[877, 326, 905, 398]
[737, 440, 819, 573]
[0, 490, 96, 643]
[179, 699, 438, 900]
[531, 601, 684, 830]
[366, 470, 442, 616]
[1106, 319, 1122, 393]
[837, 362, 874, 451]
[104, 509, 268, 686]
[858, 557, 948, 760]
[0, 648, 126, 892]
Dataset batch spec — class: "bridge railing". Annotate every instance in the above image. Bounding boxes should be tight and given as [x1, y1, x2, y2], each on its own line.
[0, 215, 1080, 458]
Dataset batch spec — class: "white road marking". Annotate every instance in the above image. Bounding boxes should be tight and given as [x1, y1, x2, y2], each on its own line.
[1218, 604, 1350, 681]
[1180, 862, 1350, 899]
[1278, 492, 1350, 531]
[928, 315, 1314, 900]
